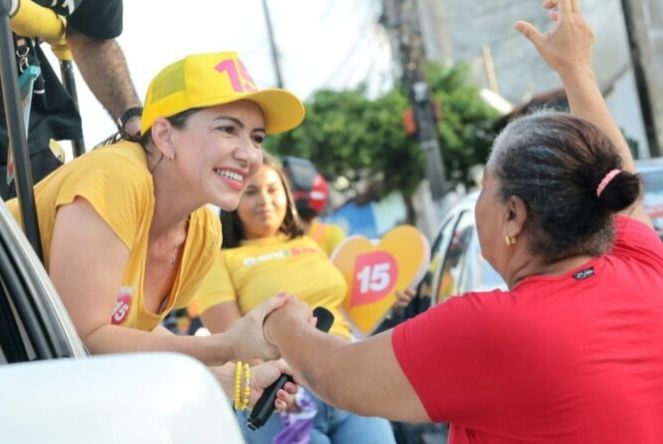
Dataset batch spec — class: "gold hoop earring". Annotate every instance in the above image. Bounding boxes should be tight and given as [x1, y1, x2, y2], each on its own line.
[505, 235, 517, 246]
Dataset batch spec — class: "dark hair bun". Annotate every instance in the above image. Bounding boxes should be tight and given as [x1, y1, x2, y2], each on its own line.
[597, 171, 641, 213]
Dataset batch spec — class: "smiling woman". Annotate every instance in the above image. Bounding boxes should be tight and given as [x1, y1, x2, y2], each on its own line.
[5, 51, 305, 411]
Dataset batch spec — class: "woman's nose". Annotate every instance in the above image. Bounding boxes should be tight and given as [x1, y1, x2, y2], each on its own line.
[234, 135, 262, 169]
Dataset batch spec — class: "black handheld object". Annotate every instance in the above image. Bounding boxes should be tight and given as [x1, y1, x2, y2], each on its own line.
[247, 307, 334, 431]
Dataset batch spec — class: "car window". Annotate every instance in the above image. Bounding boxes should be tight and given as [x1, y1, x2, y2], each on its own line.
[640, 169, 663, 236]
[436, 210, 474, 303]
[0, 263, 34, 364]
[418, 214, 458, 301]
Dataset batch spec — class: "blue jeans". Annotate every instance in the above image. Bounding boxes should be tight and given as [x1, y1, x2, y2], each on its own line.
[237, 391, 396, 444]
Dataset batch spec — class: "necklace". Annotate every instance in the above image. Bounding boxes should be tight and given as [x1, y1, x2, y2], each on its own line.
[166, 216, 190, 267]
[168, 246, 180, 267]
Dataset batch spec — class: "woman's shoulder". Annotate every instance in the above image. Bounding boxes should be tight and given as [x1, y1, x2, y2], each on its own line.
[611, 215, 663, 267]
[190, 206, 221, 245]
[86, 141, 150, 174]
[57, 141, 151, 189]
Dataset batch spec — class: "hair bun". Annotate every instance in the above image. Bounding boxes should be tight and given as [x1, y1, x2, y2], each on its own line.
[596, 170, 641, 213]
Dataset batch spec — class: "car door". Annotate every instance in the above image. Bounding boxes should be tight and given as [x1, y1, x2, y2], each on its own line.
[434, 209, 475, 303]
[0, 200, 85, 363]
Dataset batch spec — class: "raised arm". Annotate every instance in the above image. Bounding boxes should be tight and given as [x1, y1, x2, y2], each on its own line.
[263, 297, 429, 422]
[515, 0, 651, 226]
[49, 198, 281, 364]
[66, 29, 142, 135]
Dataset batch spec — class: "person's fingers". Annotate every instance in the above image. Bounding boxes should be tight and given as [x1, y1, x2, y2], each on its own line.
[557, 0, 572, 14]
[260, 292, 289, 318]
[514, 21, 546, 50]
[283, 381, 298, 395]
[542, 0, 557, 9]
[274, 398, 287, 412]
[276, 389, 295, 411]
[277, 389, 293, 401]
[571, 0, 581, 13]
[548, 10, 559, 21]
[275, 358, 291, 373]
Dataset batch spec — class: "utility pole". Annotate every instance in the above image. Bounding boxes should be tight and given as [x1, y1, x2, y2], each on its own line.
[260, 0, 284, 88]
[382, 0, 447, 201]
[620, 0, 661, 157]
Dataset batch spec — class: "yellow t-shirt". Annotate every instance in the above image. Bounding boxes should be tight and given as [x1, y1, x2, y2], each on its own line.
[196, 234, 351, 339]
[308, 219, 346, 257]
[7, 141, 222, 331]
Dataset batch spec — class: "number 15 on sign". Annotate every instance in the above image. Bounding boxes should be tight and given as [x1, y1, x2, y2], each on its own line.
[349, 251, 398, 308]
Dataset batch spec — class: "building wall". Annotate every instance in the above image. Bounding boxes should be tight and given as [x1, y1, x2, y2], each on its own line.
[417, 0, 658, 155]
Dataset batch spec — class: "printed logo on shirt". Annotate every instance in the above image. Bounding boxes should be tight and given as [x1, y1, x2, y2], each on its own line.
[111, 286, 133, 325]
[573, 267, 595, 281]
[243, 247, 318, 267]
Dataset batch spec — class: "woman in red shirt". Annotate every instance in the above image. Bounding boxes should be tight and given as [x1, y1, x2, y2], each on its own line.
[262, 1, 663, 442]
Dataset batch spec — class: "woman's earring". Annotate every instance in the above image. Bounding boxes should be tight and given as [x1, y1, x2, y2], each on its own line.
[505, 235, 517, 246]
[168, 152, 176, 162]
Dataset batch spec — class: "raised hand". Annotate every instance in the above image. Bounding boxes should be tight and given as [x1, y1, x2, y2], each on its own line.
[514, 0, 594, 74]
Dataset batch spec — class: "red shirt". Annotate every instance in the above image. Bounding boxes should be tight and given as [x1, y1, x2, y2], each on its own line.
[393, 216, 663, 443]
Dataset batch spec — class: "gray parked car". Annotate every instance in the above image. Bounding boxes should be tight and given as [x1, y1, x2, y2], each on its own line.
[636, 158, 663, 240]
[421, 160, 663, 305]
[419, 192, 506, 306]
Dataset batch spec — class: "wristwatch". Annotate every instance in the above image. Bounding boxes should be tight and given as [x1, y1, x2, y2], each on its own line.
[117, 106, 143, 129]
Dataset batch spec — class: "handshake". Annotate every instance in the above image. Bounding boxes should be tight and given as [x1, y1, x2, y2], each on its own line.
[224, 292, 327, 362]
[218, 294, 335, 430]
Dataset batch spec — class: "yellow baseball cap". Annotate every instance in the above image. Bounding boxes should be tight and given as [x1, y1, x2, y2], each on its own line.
[140, 51, 305, 135]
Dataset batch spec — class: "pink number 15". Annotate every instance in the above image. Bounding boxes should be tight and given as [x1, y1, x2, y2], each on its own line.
[215, 58, 257, 93]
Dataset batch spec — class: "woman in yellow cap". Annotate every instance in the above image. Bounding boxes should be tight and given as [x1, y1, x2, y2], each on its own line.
[7, 51, 305, 408]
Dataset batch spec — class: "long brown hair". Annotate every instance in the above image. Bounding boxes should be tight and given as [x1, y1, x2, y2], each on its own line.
[221, 153, 305, 248]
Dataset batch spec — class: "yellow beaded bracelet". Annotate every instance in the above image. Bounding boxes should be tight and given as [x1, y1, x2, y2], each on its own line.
[240, 363, 251, 411]
[233, 361, 251, 411]
[233, 361, 242, 410]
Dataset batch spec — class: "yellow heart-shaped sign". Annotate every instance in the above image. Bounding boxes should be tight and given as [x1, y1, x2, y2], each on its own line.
[331, 225, 429, 336]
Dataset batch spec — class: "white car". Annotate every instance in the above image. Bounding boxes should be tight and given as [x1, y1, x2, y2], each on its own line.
[0, 199, 244, 443]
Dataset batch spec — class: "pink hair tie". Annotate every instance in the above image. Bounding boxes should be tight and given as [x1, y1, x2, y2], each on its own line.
[596, 169, 621, 197]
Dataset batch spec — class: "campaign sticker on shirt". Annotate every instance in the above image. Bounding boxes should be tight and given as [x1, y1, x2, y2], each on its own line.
[332, 225, 429, 336]
[111, 286, 133, 325]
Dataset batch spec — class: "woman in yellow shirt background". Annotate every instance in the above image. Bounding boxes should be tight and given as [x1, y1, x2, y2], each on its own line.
[196, 155, 395, 444]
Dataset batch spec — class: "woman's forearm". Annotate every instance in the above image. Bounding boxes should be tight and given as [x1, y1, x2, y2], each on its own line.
[84, 324, 236, 366]
[268, 317, 358, 408]
[559, 66, 635, 172]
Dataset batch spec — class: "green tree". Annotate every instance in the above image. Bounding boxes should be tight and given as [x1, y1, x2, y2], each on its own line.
[426, 62, 500, 184]
[266, 62, 499, 202]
